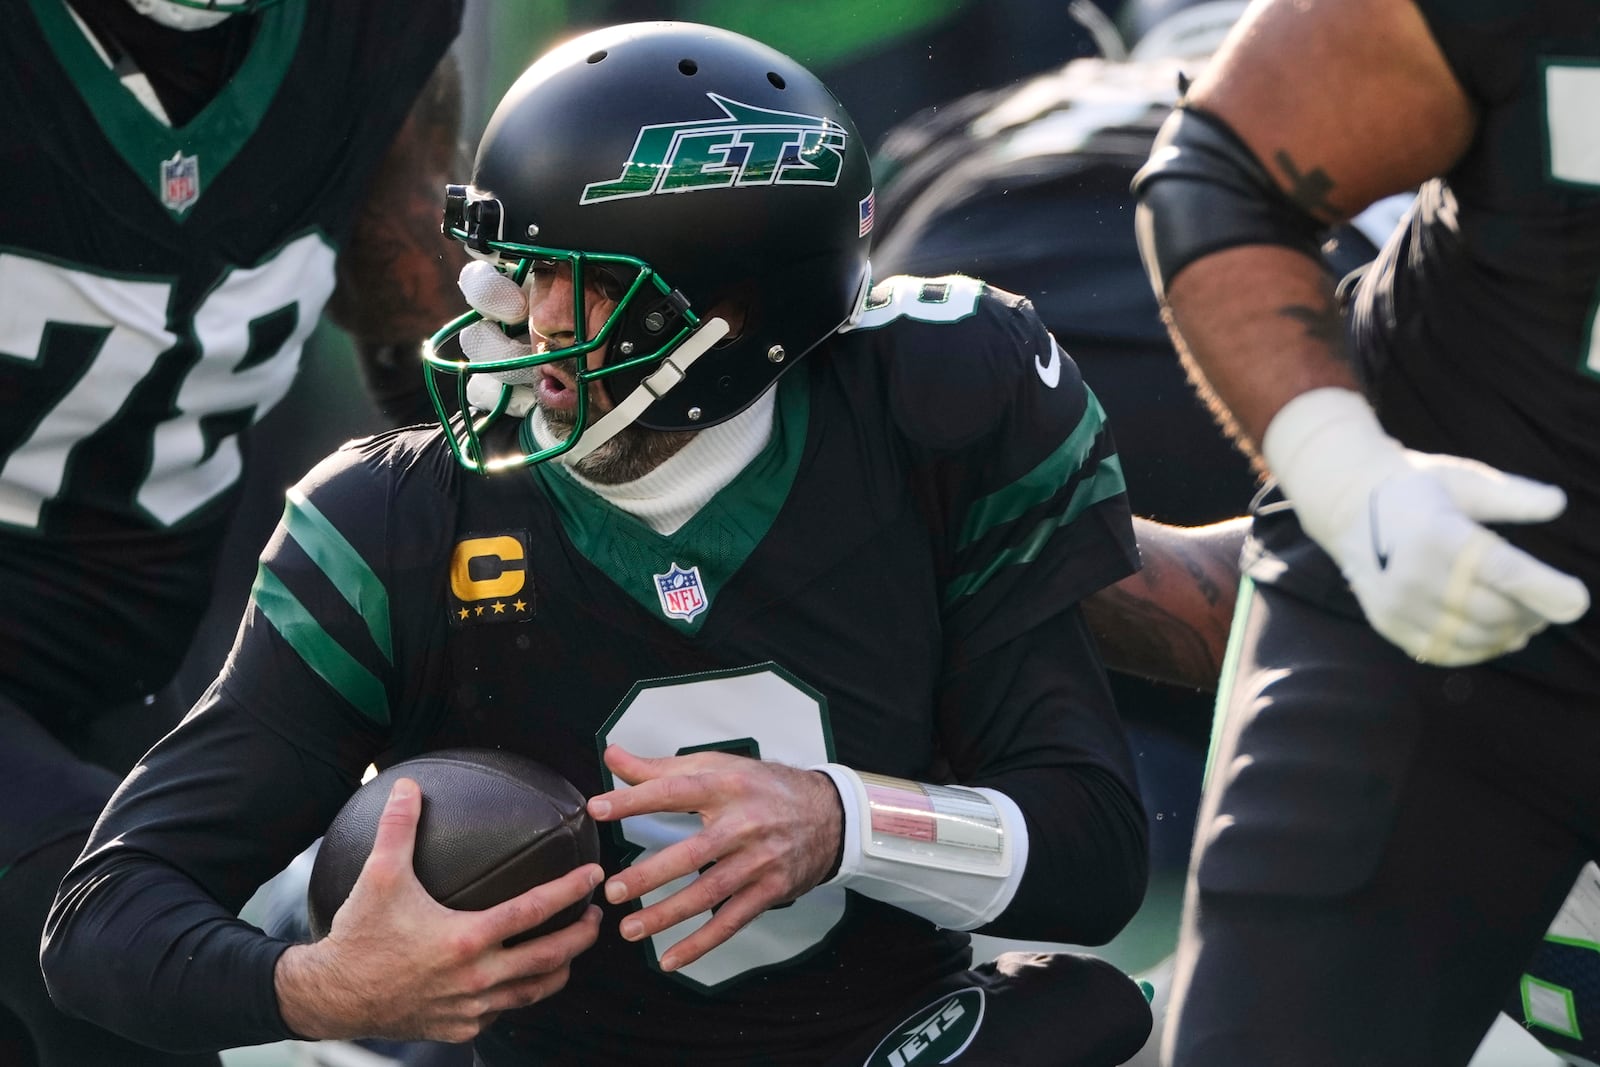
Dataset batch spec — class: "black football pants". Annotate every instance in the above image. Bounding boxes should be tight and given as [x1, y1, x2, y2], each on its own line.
[1165, 582, 1600, 1066]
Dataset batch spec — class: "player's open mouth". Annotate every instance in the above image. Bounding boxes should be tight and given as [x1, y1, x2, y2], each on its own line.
[537, 368, 576, 410]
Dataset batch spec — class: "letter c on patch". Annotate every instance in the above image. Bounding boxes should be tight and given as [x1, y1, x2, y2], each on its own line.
[450, 535, 527, 601]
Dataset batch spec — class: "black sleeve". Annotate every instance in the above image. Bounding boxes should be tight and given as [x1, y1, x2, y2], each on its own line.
[42, 687, 368, 1051]
[900, 285, 1140, 658]
[910, 291, 1147, 944]
[40, 432, 451, 1050]
[938, 603, 1148, 946]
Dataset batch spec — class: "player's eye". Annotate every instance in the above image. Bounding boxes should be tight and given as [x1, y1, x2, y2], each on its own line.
[590, 266, 625, 301]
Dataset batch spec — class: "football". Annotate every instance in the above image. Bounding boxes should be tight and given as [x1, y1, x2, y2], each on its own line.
[307, 748, 601, 943]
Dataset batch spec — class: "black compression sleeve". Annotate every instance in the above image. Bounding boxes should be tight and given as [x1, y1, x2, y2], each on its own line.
[43, 861, 294, 1052]
[40, 689, 369, 1050]
[941, 606, 1149, 946]
[982, 764, 1149, 945]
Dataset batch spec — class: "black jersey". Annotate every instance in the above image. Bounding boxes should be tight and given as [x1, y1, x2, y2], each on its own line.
[1251, 0, 1600, 680]
[45, 279, 1145, 1063]
[0, 0, 462, 713]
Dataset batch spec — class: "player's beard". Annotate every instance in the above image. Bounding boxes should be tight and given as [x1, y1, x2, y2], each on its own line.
[536, 371, 695, 484]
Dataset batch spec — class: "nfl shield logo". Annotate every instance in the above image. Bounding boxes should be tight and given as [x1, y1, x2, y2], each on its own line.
[654, 562, 708, 622]
[160, 151, 200, 214]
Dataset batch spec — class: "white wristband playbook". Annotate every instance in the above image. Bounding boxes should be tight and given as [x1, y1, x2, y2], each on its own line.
[812, 764, 1028, 931]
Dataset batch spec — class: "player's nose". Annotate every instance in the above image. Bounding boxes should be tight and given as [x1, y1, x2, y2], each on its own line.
[528, 266, 579, 343]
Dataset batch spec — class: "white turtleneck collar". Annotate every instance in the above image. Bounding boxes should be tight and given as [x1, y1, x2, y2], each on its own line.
[530, 387, 778, 536]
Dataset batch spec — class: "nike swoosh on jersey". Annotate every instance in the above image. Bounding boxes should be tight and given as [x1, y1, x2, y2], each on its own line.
[1035, 336, 1062, 389]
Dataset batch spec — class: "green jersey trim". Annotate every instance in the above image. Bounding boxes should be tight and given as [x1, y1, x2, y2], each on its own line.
[534, 368, 810, 634]
[944, 452, 1127, 606]
[284, 487, 393, 663]
[956, 387, 1112, 551]
[30, 0, 306, 218]
[251, 565, 389, 726]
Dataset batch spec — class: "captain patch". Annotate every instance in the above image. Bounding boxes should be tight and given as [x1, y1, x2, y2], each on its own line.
[449, 532, 535, 626]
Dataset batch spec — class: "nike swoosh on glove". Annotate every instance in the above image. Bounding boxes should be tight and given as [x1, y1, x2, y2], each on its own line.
[1261, 387, 1590, 666]
[456, 259, 538, 413]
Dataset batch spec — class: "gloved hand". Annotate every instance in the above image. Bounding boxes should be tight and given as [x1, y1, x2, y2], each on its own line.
[1261, 387, 1590, 666]
[456, 260, 538, 413]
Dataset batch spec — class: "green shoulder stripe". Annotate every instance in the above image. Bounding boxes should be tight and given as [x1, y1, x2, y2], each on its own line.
[957, 388, 1111, 551]
[944, 454, 1126, 605]
[283, 487, 392, 662]
[252, 566, 389, 726]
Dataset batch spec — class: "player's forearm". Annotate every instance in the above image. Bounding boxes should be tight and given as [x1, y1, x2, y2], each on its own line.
[1084, 515, 1247, 690]
[274, 941, 369, 1041]
[43, 857, 292, 1052]
[981, 763, 1148, 946]
[928, 608, 1148, 944]
[1161, 244, 1362, 453]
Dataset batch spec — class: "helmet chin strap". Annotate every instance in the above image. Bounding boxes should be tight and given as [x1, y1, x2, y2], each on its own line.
[125, 0, 234, 30]
[564, 317, 730, 464]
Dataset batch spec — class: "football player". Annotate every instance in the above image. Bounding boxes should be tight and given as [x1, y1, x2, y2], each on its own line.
[39, 21, 1249, 1066]
[1133, 0, 1600, 1063]
[0, 0, 464, 1064]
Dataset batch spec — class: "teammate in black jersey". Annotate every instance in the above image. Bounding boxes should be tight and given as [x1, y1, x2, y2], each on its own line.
[0, 1, 464, 1064]
[37, 22, 1254, 1066]
[1133, 0, 1600, 1063]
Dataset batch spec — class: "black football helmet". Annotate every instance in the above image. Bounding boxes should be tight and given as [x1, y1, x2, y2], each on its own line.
[427, 21, 875, 471]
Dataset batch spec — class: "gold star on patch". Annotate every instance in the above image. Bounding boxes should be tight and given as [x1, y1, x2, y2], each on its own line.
[474, 605, 485, 616]
[457, 608, 470, 621]
[491, 601, 506, 614]
[513, 599, 528, 612]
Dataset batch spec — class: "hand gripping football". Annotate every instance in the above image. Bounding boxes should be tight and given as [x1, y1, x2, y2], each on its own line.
[307, 748, 601, 942]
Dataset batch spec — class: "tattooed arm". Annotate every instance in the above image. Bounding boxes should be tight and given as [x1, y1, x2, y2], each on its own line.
[1128, 3, 1588, 668]
[326, 54, 470, 427]
[1146, 0, 1475, 449]
[1083, 516, 1247, 691]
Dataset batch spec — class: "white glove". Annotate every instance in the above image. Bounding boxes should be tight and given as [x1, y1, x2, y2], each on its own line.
[1261, 387, 1590, 666]
[456, 259, 538, 413]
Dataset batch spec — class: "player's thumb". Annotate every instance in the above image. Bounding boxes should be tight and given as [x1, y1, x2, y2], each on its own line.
[1431, 461, 1568, 526]
[1477, 534, 1591, 625]
[368, 777, 422, 876]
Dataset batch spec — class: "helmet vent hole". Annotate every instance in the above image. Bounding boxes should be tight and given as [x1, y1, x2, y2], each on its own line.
[767, 71, 786, 89]
[586, 50, 607, 64]
[679, 59, 698, 76]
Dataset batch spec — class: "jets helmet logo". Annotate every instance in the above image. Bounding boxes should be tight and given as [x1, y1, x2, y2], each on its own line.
[580, 94, 847, 204]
